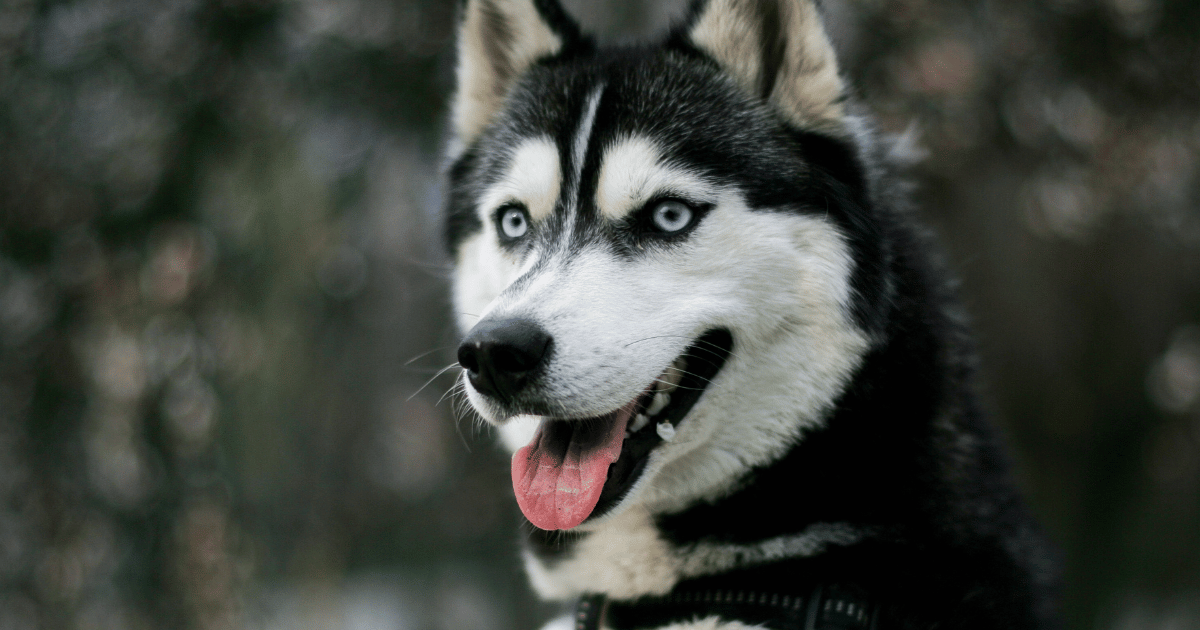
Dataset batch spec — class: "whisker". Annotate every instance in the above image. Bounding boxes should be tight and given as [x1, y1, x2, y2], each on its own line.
[404, 365, 467, 375]
[623, 334, 689, 348]
[437, 379, 465, 406]
[647, 376, 712, 392]
[408, 362, 462, 402]
[622, 334, 732, 358]
[437, 378, 463, 406]
[449, 386, 478, 452]
[404, 345, 457, 367]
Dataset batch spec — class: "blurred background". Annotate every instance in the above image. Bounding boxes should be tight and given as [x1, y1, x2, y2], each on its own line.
[0, 0, 1197, 628]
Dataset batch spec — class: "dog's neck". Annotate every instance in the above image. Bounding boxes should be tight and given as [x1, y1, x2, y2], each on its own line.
[524, 507, 680, 601]
[522, 506, 868, 602]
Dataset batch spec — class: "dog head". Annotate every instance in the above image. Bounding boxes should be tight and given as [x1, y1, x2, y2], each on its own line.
[446, 0, 885, 533]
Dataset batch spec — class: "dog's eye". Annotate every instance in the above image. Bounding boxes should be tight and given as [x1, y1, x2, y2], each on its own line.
[497, 205, 529, 239]
[649, 200, 694, 234]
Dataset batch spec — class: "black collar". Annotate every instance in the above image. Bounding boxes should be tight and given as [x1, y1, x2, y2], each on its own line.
[574, 582, 877, 630]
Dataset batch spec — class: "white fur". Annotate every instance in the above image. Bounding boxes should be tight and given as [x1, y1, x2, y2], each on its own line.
[499, 413, 545, 452]
[481, 137, 563, 223]
[675, 523, 865, 578]
[596, 136, 717, 220]
[453, 229, 520, 334]
[525, 507, 680, 600]
[526, 516, 864, 601]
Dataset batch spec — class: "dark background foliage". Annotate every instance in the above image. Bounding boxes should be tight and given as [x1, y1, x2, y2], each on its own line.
[0, 0, 1197, 628]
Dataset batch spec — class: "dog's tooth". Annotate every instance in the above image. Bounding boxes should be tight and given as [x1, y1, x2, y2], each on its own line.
[656, 421, 676, 441]
[660, 364, 684, 393]
[630, 413, 650, 433]
[647, 391, 670, 416]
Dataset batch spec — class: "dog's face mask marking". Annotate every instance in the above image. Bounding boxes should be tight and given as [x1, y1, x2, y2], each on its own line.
[447, 0, 874, 535]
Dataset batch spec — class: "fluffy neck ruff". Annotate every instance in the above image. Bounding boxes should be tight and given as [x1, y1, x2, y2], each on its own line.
[522, 506, 868, 602]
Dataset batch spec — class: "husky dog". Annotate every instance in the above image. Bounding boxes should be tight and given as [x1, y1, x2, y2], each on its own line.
[444, 0, 1059, 628]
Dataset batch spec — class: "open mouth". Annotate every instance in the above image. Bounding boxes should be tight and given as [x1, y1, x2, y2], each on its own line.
[510, 329, 733, 531]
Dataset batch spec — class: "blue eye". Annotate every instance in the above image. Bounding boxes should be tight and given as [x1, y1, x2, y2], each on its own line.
[650, 200, 694, 233]
[498, 206, 529, 239]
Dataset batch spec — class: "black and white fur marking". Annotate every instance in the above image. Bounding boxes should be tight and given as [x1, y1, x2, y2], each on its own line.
[444, 0, 1059, 628]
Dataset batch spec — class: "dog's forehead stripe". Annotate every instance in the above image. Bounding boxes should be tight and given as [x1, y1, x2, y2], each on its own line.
[572, 85, 605, 197]
[564, 83, 605, 234]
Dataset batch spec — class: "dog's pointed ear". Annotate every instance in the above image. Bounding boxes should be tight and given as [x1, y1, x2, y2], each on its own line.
[452, 0, 579, 145]
[684, 0, 845, 129]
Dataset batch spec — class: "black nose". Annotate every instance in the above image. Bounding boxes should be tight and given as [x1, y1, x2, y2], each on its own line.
[457, 318, 552, 402]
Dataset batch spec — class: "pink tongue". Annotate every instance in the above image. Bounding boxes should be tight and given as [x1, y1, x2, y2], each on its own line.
[511, 410, 632, 530]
